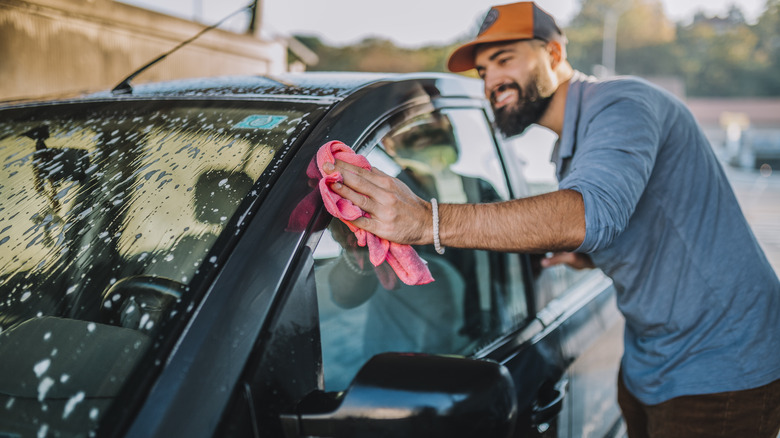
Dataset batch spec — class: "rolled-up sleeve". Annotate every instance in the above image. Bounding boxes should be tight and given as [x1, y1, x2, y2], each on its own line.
[559, 97, 661, 253]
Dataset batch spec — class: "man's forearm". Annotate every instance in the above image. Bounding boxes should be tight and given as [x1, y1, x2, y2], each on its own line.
[437, 189, 586, 252]
[328, 159, 585, 253]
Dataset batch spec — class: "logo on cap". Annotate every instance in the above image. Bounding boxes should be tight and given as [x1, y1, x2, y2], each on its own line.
[478, 8, 499, 36]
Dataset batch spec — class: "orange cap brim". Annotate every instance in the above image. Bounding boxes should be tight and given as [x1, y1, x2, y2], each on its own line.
[447, 33, 534, 73]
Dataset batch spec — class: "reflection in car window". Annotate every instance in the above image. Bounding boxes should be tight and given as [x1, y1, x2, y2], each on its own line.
[313, 108, 528, 391]
[0, 101, 321, 435]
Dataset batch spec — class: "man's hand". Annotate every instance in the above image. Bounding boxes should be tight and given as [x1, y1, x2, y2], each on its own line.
[323, 159, 432, 246]
[541, 252, 595, 270]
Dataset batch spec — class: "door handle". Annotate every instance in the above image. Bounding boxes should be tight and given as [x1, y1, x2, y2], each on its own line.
[531, 378, 568, 428]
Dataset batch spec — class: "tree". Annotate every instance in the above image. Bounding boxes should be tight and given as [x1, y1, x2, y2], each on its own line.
[753, 0, 780, 94]
[565, 0, 676, 75]
[293, 0, 780, 97]
[564, 0, 780, 97]
[294, 35, 454, 73]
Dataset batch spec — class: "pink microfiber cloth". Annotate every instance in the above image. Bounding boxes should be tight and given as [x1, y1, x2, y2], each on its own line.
[316, 140, 434, 286]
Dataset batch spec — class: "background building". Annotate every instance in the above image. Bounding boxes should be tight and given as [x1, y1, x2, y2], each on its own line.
[687, 98, 780, 170]
[1, 0, 289, 101]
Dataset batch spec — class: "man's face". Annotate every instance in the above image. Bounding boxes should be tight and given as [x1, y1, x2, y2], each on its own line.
[475, 40, 557, 137]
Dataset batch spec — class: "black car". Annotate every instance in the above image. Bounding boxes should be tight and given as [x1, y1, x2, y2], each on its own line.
[0, 72, 624, 438]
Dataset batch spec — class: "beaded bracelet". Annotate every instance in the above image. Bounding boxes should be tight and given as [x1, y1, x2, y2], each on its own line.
[341, 251, 374, 276]
[431, 198, 445, 255]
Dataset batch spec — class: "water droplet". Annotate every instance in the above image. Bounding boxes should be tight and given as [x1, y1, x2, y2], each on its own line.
[62, 391, 85, 419]
[38, 377, 55, 401]
[34, 359, 51, 377]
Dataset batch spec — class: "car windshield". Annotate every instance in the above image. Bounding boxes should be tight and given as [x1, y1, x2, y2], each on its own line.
[0, 99, 323, 436]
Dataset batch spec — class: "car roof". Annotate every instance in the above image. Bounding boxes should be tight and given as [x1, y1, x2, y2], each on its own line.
[1, 72, 485, 108]
[112, 72, 484, 100]
[119, 72, 396, 100]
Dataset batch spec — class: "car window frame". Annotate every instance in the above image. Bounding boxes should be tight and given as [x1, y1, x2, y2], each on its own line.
[305, 98, 541, 375]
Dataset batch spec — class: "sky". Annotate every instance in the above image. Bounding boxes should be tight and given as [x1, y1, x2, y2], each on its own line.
[122, 0, 769, 48]
[261, 0, 768, 47]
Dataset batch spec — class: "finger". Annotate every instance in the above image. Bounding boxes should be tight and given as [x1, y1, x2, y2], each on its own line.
[540, 255, 558, 267]
[333, 159, 368, 178]
[343, 216, 374, 234]
[541, 252, 571, 267]
[334, 162, 397, 208]
[322, 161, 336, 174]
[542, 252, 594, 270]
[330, 178, 379, 216]
[334, 160, 391, 193]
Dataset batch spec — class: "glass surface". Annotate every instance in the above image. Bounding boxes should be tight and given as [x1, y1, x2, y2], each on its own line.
[494, 128, 593, 311]
[313, 108, 528, 391]
[0, 100, 321, 436]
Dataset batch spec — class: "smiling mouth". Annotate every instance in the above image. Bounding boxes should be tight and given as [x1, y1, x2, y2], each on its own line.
[491, 83, 519, 108]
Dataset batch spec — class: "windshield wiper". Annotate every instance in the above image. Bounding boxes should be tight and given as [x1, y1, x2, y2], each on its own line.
[111, 3, 256, 96]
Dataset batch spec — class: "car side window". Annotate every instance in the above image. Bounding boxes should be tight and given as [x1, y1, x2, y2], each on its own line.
[496, 128, 593, 311]
[313, 108, 529, 391]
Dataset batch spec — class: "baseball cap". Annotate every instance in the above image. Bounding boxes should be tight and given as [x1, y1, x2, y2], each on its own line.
[447, 2, 564, 72]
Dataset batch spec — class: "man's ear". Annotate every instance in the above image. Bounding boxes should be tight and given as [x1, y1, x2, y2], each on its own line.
[546, 40, 564, 69]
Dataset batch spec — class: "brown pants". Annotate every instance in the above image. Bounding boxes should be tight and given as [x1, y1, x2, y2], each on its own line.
[618, 370, 780, 438]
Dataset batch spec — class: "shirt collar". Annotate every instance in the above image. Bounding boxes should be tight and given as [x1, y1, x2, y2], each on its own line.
[552, 70, 587, 180]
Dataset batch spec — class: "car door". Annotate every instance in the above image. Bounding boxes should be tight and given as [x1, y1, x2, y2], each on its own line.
[497, 133, 625, 438]
[305, 102, 579, 437]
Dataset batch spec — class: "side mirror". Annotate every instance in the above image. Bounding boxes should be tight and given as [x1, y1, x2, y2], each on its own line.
[281, 353, 517, 438]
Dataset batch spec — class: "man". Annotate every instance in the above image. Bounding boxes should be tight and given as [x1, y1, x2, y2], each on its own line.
[323, 2, 780, 437]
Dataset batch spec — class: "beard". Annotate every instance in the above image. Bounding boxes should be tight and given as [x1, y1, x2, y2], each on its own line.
[492, 79, 554, 138]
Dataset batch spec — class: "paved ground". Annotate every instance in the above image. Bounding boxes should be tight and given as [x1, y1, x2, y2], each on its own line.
[723, 164, 780, 274]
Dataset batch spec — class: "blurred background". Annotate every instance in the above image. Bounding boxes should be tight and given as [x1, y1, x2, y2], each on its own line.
[2, 0, 779, 270]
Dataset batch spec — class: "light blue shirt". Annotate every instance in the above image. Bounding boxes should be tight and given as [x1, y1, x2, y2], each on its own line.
[554, 71, 780, 405]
